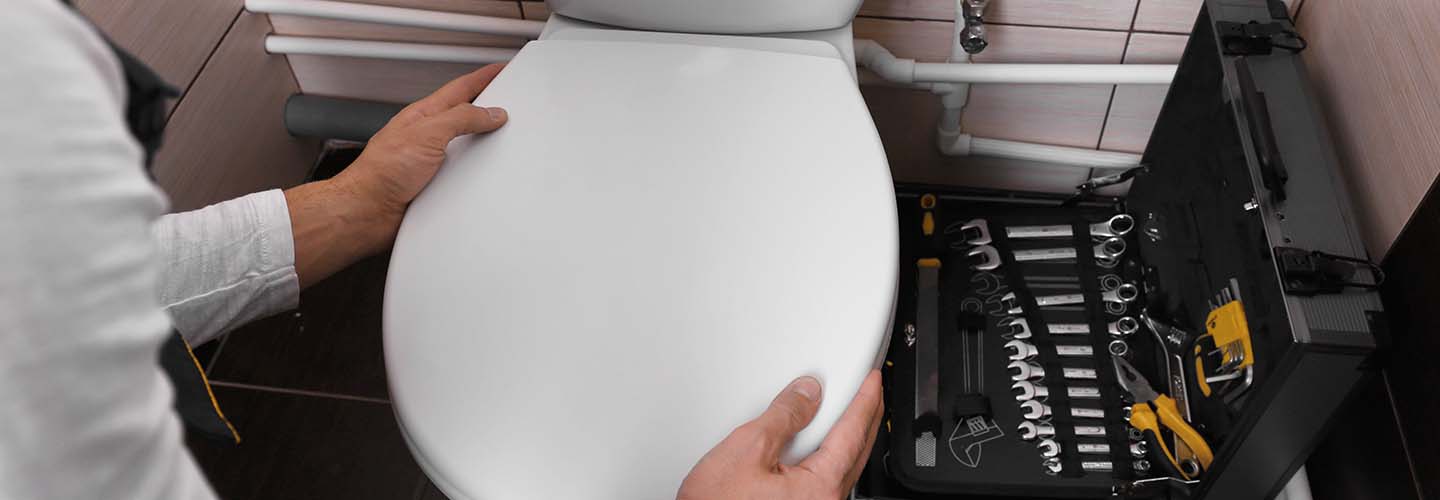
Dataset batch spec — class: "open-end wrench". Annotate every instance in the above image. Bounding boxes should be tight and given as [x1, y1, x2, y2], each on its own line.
[1037, 438, 1061, 458]
[946, 218, 992, 247]
[1005, 339, 1038, 361]
[1005, 214, 1135, 240]
[989, 292, 1024, 317]
[1020, 400, 1105, 420]
[998, 317, 1031, 339]
[967, 244, 1002, 271]
[1035, 283, 1139, 307]
[1018, 421, 1055, 441]
[1013, 237, 1126, 263]
[1043, 457, 1064, 475]
[1074, 425, 1107, 437]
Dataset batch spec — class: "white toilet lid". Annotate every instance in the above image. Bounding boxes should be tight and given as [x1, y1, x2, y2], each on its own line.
[384, 38, 897, 500]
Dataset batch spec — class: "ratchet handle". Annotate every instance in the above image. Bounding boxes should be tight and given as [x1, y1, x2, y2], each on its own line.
[1154, 394, 1215, 469]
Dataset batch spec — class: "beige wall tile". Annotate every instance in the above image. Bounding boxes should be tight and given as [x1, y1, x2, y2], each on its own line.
[1299, 0, 1440, 258]
[971, 24, 1129, 63]
[1100, 33, 1187, 152]
[522, 1, 551, 20]
[864, 86, 1093, 193]
[152, 13, 323, 211]
[860, 0, 1138, 30]
[75, 0, 243, 95]
[853, 18, 955, 62]
[1133, 0, 1204, 33]
[288, 56, 481, 104]
[963, 84, 1118, 148]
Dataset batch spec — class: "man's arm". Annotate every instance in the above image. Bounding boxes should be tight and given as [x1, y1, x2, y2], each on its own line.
[153, 66, 509, 345]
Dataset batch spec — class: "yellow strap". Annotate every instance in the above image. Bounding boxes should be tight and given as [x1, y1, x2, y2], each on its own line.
[917, 258, 942, 268]
[922, 212, 935, 236]
[1154, 395, 1213, 468]
[181, 337, 241, 444]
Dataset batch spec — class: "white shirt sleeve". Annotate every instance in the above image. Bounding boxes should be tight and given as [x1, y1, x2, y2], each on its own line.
[0, 1, 220, 498]
[152, 190, 301, 346]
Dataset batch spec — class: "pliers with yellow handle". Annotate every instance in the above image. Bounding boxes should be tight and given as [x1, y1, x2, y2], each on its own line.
[1114, 357, 1215, 480]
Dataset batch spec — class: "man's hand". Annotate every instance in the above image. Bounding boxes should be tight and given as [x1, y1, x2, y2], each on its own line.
[677, 370, 884, 500]
[286, 64, 508, 287]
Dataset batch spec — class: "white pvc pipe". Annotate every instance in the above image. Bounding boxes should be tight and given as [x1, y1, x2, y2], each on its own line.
[265, 36, 518, 64]
[944, 134, 1142, 169]
[914, 63, 1177, 85]
[245, 0, 546, 39]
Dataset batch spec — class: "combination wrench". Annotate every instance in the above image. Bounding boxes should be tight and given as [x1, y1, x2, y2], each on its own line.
[1006, 214, 1135, 240]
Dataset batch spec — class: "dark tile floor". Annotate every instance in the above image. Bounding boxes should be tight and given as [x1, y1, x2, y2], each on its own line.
[183, 146, 452, 499]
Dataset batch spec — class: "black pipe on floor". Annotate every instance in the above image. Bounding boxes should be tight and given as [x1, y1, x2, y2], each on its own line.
[284, 94, 405, 142]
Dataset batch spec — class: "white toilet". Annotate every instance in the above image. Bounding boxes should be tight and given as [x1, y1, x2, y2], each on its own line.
[383, 1, 899, 498]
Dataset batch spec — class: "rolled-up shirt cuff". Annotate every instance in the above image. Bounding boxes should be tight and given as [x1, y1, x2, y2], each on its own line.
[151, 188, 300, 346]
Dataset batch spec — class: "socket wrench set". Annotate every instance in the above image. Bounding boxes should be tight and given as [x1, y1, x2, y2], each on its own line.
[858, 2, 1384, 499]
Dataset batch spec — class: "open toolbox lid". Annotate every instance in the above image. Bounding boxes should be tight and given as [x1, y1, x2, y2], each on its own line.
[862, 1, 1385, 498]
[1124, 1, 1384, 497]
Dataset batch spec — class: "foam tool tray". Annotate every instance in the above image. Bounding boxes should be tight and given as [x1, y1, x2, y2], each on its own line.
[860, 188, 1172, 499]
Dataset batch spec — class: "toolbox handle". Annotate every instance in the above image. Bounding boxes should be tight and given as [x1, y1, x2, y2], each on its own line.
[1235, 58, 1289, 202]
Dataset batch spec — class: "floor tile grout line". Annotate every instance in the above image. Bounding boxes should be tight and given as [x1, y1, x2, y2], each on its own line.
[209, 380, 392, 405]
[203, 333, 232, 376]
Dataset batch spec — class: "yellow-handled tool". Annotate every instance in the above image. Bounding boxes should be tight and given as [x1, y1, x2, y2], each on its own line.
[1114, 357, 1214, 479]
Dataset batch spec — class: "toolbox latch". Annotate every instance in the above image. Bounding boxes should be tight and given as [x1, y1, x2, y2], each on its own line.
[1217, 21, 1307, 55]
[1274, 247, 1384, 296]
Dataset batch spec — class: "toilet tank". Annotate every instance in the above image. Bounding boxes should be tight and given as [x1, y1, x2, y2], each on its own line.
[546, 0, 864, 34]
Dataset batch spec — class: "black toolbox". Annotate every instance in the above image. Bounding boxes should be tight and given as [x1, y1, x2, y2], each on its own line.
[857, 1, 1385, 498]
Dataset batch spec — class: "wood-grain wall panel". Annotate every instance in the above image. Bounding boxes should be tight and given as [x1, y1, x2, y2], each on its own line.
[864, 86, 1093, 193]
[1298, 0, 1440, 258]
[74, 0, 242, 97]
[521, 1, 550, 20]
[964, 24, 1128, 148]
[1133, 0, 1204, 33]
[153, 12, 323, 211]
[288, 55, 481, 104]
[859, 0, 1138, 31]
[1100, 33, 1187, 153]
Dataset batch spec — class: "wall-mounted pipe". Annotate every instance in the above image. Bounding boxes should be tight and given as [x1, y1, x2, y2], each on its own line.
[945, 135, 1142, 169]
[856, 40, 1176, 85]
[245, 0, 546, 39]
[285, 95, 404, 142]
[265, 36, 519, 64]
[914, 63, 1176, 85]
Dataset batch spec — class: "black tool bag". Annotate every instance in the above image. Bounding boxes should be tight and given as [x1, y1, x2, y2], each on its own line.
[857, 1, 1384, 499]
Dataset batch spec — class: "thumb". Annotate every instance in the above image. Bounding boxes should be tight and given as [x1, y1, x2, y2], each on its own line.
[419, 103, 508, 142]
[748, 376, 823, 461]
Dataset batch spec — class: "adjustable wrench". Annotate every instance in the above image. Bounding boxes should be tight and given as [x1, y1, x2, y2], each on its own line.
[1006, 214, 1135, 240]
[1013, 237, 1127, 263]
